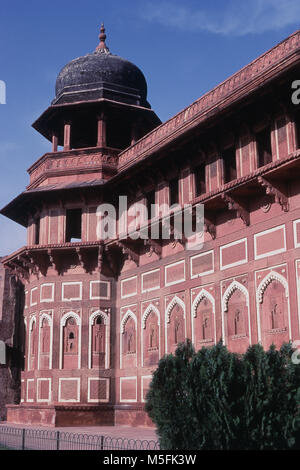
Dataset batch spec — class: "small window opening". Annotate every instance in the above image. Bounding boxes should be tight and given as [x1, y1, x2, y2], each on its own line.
[146, 190, 156, 219]
[169, 178, 179, 206]
[34, 217, 40, 245]
[256, 127, 272, 167]
[65, 208, 82, 242]
[194, 165, 206, 197]
[223, 147, 237, 183]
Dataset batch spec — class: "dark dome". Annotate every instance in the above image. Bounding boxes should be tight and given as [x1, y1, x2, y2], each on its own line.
[53, 25, 149, 107]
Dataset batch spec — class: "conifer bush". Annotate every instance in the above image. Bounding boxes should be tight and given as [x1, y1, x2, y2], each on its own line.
[145, 340, 300, 450]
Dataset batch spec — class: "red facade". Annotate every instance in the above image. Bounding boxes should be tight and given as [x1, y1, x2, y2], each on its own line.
[2, 26, 300, 427]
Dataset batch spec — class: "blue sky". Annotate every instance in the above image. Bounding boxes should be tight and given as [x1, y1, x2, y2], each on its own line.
[0, 0, 300, 256]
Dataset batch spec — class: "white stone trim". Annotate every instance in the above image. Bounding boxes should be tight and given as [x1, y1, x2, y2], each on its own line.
[30, 287, 38, 307]
[40, 283, 55, 303]
[120, 376, 137, 403]
[165, 260, 186, 287]
[88, 310, 110, 369]
[293, 219, 300, 248]
[121, 276, 137, 299]
[190, 250, 214, 279]
[61, 282, 82, 301]
[37, 378, 51, 403]
[89, 280, 111, 300]
[58, 377, 80, 403]
[141, 269, 160, 293]
[87, 377, 109, 403]
[254, 225, 286, 260]
[220, 238, 248, 270]
[26, 379, 34, 402]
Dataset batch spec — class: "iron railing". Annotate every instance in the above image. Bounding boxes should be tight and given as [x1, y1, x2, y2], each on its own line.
[0, 426, 160, 450]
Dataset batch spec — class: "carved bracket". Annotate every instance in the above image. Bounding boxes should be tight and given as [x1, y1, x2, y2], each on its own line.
[221, 193, 250, 226]
[117, 241, 139, 266]
[144, 239, 162, 258]
[204, 218, 216, 240]
[257, 176, 289, 212]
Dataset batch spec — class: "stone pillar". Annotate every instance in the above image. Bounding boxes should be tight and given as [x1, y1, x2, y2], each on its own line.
[131, 124, 139, 146]
[97, 114, 106, 147]
[52, 133, 58, 153]
[63, 122, 71, 151]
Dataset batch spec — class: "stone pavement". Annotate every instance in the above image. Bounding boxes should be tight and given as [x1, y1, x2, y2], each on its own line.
[0, 422, 158, 441]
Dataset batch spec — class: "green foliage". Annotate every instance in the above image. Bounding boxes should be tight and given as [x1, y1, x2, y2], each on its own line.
[145, 340, 300, 450]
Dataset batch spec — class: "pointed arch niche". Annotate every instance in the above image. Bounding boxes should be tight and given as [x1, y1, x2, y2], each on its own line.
[28, 316, 37, 371]
[141, 304, 160, 367]
[120, 310, 137, 369]
[222, 281, 251, 354]
[38, 312, 53, 370]
[60, 311, 81, 370]
[88, 310, 110, 369]
[191, 289, 216, 349]
[256, 270, 290, 350]
[165, 296, 186, 355]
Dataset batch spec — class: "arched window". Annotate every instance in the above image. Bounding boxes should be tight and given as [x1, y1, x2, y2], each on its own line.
[29, 319, 37, 370]
[260, 279, 289, 349]
[62, 315, 80, 369]
[39, 316, 51, 370]
[225, 287, 250, 354]
[167, 302, 185, 355]
[91, 314, 106, 368]
[142, 309, 160, 367]
[121, 312, 137, 369]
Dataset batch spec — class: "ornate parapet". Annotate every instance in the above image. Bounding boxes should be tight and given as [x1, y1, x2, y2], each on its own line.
[27, 147, 119, 189]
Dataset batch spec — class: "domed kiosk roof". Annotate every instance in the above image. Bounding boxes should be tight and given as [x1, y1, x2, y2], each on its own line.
[53, 25, 150, 108]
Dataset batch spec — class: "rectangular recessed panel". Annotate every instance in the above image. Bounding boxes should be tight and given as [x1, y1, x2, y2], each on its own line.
[89, 378, 109, 402]
[31, 288, 38, 305]
[90, 281, 110, 299]
[40, 284, 54, 302]
[221, 239, 247, 270]
[37, 379, 51, 401]
[191, 251, 214, 278]
[62, 283, 82, 301]
[59, 378, 80, 402]
[165, 260, 185, 286]
[255, 225, 286, 259]
[142, 269, 160, 292]
[121, 276, 137, 298]
[27, 380, 34, 401]
[120, 377, 137, 402]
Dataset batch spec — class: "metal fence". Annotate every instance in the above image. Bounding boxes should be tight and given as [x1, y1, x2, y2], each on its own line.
[0, 426, 160, 450]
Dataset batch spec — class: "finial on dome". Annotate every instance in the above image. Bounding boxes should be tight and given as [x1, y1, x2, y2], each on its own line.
[96, 23, 110, 53]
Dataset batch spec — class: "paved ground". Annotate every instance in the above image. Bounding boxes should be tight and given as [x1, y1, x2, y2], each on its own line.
[0, 422, 158, 441]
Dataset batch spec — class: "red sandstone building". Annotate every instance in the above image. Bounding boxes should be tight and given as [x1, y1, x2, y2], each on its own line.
[2, 25, 300, 427]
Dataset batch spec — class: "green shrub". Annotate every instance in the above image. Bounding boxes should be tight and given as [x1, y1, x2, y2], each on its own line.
[145, 340, 300, 450]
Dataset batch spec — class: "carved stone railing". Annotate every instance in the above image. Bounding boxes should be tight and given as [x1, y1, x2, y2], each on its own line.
[28, 147, 119, 188]
[118, 29, 300, 170]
